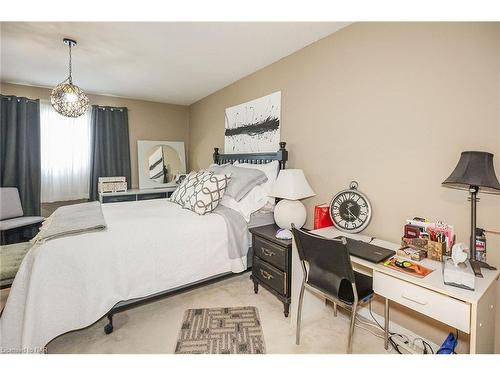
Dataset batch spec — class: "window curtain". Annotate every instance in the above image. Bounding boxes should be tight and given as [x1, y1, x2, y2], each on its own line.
[40, 101, 92, 202]
[0, 95, 41, 216]
[89, 105, 131, 201]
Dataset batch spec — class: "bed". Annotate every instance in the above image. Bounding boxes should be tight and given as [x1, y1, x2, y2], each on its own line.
[0, 143, 288, 353]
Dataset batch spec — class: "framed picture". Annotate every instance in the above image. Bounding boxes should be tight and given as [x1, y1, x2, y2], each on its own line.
[224, 91, 281, 153]
[137, 140, 186, 189]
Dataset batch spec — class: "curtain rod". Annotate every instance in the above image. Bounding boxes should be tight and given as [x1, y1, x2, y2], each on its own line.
[94, 105, 126, 112]
[1, 95, 39, 103]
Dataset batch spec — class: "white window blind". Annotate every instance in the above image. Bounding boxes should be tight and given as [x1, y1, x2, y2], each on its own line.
[40, 101, 91, 202]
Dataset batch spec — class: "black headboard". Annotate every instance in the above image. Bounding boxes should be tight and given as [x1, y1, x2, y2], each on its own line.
[213, 142, 288, 170]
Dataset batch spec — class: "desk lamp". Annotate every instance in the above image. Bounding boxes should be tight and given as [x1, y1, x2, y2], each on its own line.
[442, 151, 500, 277]
[270, 169, 315, 239]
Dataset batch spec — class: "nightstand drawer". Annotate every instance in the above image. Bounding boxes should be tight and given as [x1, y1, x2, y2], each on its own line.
[102, 194, 136, 203]
[253, 257, 286, 295]
[374, 271, 471, 333]
[253, 236, 287, 271]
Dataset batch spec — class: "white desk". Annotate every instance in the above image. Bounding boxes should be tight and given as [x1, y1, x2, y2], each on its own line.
[290, 227, 499, 353]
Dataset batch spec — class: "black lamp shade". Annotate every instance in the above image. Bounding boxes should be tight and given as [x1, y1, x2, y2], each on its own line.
[442, 151, 500, 194]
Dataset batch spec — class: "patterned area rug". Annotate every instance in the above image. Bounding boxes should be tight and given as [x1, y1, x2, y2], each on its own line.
[174, 306, 266, 354]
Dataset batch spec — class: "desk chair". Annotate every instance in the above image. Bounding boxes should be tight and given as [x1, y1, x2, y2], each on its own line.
[292, 225, 374, 353]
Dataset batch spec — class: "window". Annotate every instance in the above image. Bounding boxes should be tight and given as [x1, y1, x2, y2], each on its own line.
[40, 101, 91, 202]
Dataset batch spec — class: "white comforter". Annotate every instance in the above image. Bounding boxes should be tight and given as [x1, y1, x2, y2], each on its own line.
[0, 199, 245, 353]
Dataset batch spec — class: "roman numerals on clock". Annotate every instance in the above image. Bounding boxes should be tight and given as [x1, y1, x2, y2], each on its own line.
[329, 182, 372, 234]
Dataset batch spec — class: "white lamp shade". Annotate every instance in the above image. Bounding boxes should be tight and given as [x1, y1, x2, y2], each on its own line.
[269, 169, 315, 200]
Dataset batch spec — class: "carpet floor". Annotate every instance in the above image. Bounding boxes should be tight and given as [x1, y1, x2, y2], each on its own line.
[1, 272, 390, 354]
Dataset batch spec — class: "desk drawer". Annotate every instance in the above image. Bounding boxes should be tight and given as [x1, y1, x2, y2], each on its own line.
[253, 236, 287, 271]
[374, 271, 470, 333]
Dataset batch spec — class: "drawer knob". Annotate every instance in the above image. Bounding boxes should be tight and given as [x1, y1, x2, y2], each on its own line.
[260, 269, 274, 280]
[261, 248, 275, 257]
[401, 294, 428, 306]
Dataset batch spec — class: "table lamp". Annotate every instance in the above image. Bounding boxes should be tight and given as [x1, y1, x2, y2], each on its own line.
[442, 151, 500, 277]
[270, 169, 315, 239]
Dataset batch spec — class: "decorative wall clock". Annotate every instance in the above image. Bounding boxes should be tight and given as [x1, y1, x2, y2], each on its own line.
[329, 181, 372, 233]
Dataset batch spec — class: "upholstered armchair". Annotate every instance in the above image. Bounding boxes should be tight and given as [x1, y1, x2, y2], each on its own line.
[0, 187, 44, 245]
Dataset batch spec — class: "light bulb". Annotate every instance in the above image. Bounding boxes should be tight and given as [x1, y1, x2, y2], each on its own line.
[63, 92, 78, 103]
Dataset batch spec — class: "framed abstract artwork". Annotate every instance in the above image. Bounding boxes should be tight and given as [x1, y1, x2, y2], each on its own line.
[224, 91, 281, 153]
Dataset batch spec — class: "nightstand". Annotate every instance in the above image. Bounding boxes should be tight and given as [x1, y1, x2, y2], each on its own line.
[249, 224, 292, 317]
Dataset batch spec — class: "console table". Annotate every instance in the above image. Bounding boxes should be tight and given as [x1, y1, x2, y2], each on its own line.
[99, 187, 177, 204]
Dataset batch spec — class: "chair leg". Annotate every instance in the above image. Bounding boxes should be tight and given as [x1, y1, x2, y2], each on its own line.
[384, 298, 390, 350]
[296, 281, 306, 345]
[333, 302, 338, 317]
[347, 303, 357, 354]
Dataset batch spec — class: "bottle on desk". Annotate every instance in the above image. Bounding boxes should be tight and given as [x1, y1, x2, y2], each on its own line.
[473, 228, 487, 262]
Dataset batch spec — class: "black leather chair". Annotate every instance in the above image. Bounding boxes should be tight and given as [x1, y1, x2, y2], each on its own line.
[292, 225, 374, 353]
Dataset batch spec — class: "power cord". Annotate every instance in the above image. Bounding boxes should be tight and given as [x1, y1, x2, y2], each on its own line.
[368, 300, 434, 354]
[339, 303, 405, 353]
[412, 337, 434, 354]
[333, 300, 436, 354]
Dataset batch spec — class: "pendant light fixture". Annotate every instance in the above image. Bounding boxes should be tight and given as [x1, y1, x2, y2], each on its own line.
[50, 38, 89, 118]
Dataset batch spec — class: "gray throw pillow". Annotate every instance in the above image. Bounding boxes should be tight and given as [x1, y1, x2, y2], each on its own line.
[208, 164, 268, 201]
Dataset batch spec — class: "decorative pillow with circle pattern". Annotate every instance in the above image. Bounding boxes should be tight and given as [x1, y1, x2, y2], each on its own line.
[183, 173, 231, 215]
[170, 170, 211, 206]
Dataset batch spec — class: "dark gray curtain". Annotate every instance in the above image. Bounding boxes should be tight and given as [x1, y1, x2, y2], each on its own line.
[0, 95, 41, 216]
[89, 105, 131, 200]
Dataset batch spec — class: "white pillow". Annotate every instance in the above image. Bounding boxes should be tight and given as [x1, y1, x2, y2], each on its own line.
[220, 184, 268, 222]
[234, 160, 279, 205]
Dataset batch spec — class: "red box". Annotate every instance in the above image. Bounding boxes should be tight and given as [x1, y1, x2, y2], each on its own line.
[314, 204, 333, 229]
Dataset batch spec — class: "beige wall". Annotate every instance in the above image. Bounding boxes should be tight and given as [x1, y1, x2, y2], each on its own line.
[0, 82, 189, 189]
[188, 23, 500, 352]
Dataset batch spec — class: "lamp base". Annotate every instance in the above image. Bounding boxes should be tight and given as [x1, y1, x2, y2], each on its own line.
[470, 259, 497, 278]
[274, 199, 306, 230]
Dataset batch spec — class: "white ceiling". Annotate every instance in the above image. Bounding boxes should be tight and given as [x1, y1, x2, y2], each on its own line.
[0, 22, 349, 105]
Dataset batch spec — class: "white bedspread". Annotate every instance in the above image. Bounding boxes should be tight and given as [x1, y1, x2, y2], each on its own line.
[0, 199, 245, 353]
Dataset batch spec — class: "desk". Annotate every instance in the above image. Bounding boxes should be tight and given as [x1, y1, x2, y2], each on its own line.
[290, 227, 499, 353]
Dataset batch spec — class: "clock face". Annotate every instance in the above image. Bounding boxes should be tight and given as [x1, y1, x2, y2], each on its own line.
[329, 189, 371, 233]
